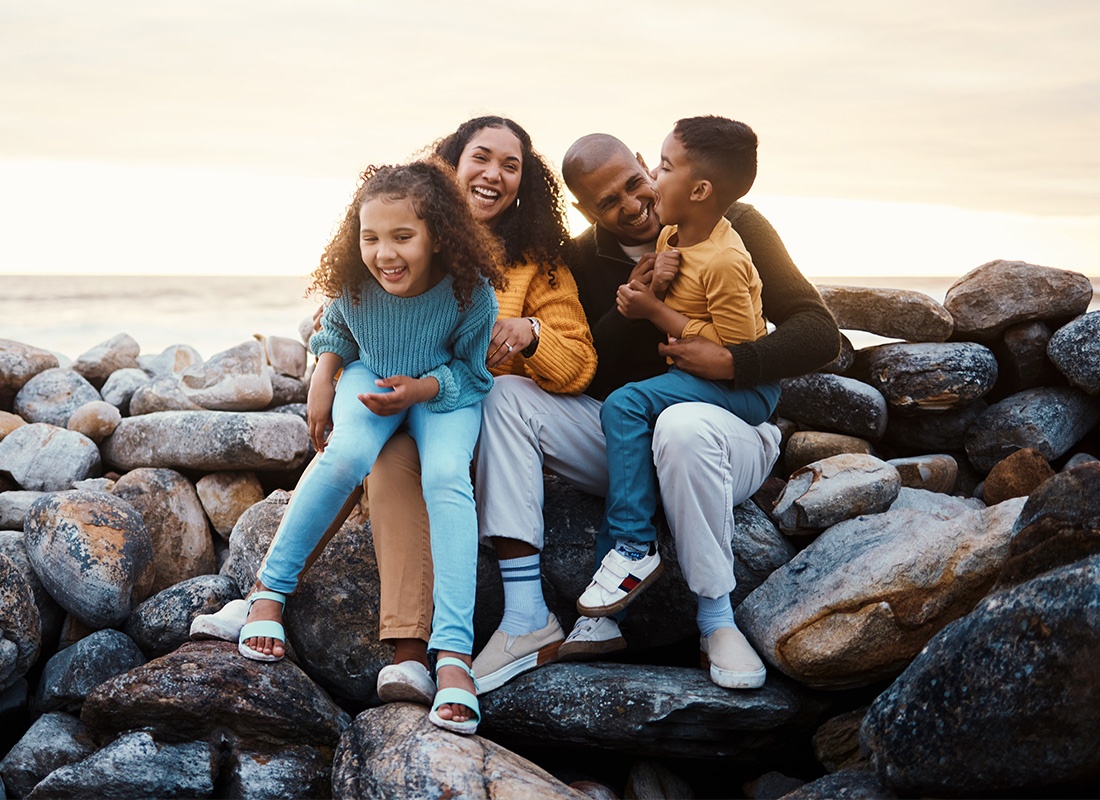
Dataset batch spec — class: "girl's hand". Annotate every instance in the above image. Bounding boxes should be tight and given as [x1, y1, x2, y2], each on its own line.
[616, 279, 662, 321]
[652, 250, 680, 298]
[306, 376, 336, 452]
[486, 317, 536, 368]
[359, 375, 439, 416]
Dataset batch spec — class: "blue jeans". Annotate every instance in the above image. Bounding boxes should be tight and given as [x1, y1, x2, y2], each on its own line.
[259, 360, 481, 655]
[598, 368, 780, 560]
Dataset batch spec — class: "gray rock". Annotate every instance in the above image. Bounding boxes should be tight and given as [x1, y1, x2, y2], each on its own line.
[24, 490, 154, 628]
[861, 342, 998, 413]
[817, 285, 953, 343]
[35, 629, 146, 715]
[0, 339, 59, 401]
[12, 368, 101, 428]
[862, 555, 1100, 796]
[783, 432, 875, 475]
[0, 553, 40, 691]
[624, 761, 695, 799]
[137, 344, 204, 378]
[223, 745, 334, 800]
[818, 332, 855, 375]
[65, 400, 121, 443]
[778, 374, 888, 441]
[257, 334, 308, 379]
[123, 574, 241, 658]
[739, 497, 1026, 688]
[993, 319, 1060, 396]
[195, 471, 265, 539]
[0, 491, 45, 531]
[111, 468, 216, 594]
[885, 454, 958, 494]
[1063, 451, 1099, 470]
[70, 333, 141, 387]
[26, 731, 216, 800]
[0, 712, 96, 799]
[179, 340, 274, 411]
[779, 770, 896, 799]
[887, 486, 983, 518]
[0, 530, 64, 646]
[772, 454, 901, 535]
[964, 386, 1100, 472]
[883, 399, 986, 454]
[128, 375, 205, 415]
[943, 260, 1095, 341]
[103, 410, 311, 472]
[99, 367, 152, 415]
[269, 372, 310, 407]
[1047, 310, 1100, 394]
[0, 423, 102, 491]
[811, 707, 872, 773]
[332, 703, 593, 799]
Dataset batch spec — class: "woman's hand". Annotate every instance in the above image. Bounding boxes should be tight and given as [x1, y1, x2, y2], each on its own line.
[486, 317, 536, 368]
[359, 375, 439, 416]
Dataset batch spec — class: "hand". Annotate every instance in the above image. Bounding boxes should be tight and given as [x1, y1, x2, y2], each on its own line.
[652, 250, 680, 298]
[306, 375, 336, 451]
[616, 279, 662, 320]
[658, 337, 735, 381]
[358, 375, 438, 416]
[486, 317, 536, 368]
[311, 304, 325, 333]
[628, 252, 657, 287]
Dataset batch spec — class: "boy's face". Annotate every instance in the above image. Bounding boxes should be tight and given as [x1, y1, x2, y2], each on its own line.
[651, 131, 695, 227]
[569, 149, 662, 246]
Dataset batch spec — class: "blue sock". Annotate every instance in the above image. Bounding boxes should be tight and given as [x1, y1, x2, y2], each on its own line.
[499, 554, 551, 636]
[613, 539, 654, 562]
[696, 593, 736, 638]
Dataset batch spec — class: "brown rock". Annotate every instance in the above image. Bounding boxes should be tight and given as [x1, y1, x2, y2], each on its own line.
[784, 431, 874, 475]
[195, 471, 266, 539]
[812, 708, 872, 773]
[0, 410, 26, 439]
[983, 447, 1055, 505]
[887, 454, 958, 494]
[818, 285, 954, 342]
[66, 400, 122, 443]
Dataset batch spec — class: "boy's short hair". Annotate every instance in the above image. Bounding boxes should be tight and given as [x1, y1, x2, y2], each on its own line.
[673, 116, 758, 208]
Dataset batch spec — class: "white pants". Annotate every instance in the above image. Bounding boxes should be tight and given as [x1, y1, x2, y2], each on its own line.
[474, 375, 782, 598]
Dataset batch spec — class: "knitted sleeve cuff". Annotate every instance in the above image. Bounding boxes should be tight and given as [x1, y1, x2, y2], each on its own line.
[422, 366, 458, 413]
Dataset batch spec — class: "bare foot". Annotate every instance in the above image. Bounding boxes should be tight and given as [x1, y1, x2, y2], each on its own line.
[433, 651, 476, 723]
[242, 581, 285, 659]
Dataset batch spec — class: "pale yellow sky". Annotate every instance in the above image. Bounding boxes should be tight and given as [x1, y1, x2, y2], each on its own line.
[1, 0, 1098, 277]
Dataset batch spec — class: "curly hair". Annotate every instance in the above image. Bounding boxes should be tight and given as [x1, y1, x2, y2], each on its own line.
[432, 116, 572, 283]
[310, 159, 505, 310]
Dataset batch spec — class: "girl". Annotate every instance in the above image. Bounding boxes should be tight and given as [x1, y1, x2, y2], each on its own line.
[237, 159, 504, 735]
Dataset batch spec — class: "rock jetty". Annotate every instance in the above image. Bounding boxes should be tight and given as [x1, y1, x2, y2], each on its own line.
[0, 259, 1098, 799]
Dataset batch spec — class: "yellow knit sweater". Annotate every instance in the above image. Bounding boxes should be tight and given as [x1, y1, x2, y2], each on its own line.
[490, 260, 597, 395]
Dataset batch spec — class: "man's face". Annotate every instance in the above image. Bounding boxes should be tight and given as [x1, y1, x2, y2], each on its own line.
[570, 150, 662, 246]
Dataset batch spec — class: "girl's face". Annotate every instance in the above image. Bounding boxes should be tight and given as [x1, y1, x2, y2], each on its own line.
[454, 126, 523, 227]
[359, 196, 443, 298]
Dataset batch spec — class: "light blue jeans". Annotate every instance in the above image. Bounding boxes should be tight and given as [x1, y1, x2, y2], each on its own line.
[599, 368, 781, 557]
[259, 360, 481, 655]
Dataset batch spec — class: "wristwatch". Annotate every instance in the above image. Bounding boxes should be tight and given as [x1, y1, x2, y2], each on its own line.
[522, 317, 540, 357]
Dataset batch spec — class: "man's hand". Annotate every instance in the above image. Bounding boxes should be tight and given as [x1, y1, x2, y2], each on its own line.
[616, 279, 663, 321]
[652, 250, 680, 298]
[658, 337, 736, 381]
[359, 375, 439, 416]
[627, 252, 657, 287]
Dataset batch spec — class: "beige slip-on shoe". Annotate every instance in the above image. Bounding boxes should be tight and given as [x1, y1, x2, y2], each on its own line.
[700, 626, 766, 689]
[472, 613, 564, 693]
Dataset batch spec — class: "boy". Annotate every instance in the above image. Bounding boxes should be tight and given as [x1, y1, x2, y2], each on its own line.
[576, 118, 780, 687]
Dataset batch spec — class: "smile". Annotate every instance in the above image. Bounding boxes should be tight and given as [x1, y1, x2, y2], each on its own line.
[472, 186, 501, 201]
[623, 205, 650, 227]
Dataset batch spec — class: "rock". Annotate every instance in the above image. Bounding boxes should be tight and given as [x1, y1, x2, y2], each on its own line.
[995, 462, 1100, 590]
[223, 744, 334, 800]
[0, 530, 64, 646]
[883, 399, 986, 454]
[111, 468, 216, 594]
[128, 375, 206, 415]
[0, 712, 97, 799]
[745, 770, 806, 799]
[982, 447, 1055, 505]
[1047, 310, 1100, 394]
[772, 454, 901, 535]
[1063, 451, 1100, 470]
[0, 491, 45, 531]
[0, 340, 60, 402]
[65, 400, 121, 442]
[12, 368, 101, 428]
[24, 490, 154, 628]
[943, 260, 1094, 341]
[0, 423, 102, 491]
[784, 432, 874, 475]
[0, 553, 40, 691]
[738, 497, 1027, 688]
[992, 320, 1061, 397]
[195, 471, 266, 539]
[179, 340, 274, 411]
[257, 334, 308, 379]
[35, 629, 146, 715]
[269, 372, 310, 407]
[861, 556, 1100, 797]
[812, 707, 872, 773]
[818, 332, 855, 375]
[624, 761, 694, 799]
[885, 454, 957, 493]
[81, 641, 350, 748]
[137, 344, 204, 377]
[860, 342, 998, 413]
[102, 410, 311, 472]
[70, 333, 141, 387]
[569, 780, 619, 800]
[0, 410, 26, 440]
[778, 771, 897, 799]
[332, 703, 590, 799]
[99, 367, 152, 415]
[887, 487, 983, 518]
[25, 731, 216, 800]
[729, 501, 799, 607]
[123, 574, 241, 658]
[778, 374, 888, 441]
[964, 386, 1100, 472]
[817, 285, 954, 342]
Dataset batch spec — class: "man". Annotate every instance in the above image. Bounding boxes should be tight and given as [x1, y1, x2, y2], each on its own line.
[470, 132, 840, 692]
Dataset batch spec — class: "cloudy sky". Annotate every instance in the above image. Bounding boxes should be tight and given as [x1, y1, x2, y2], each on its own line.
[2, 0, 1098, 277]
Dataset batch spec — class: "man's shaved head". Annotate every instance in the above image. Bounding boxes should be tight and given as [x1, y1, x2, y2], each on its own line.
[562, 133, 661, 245]
[562, 134, 635, 192]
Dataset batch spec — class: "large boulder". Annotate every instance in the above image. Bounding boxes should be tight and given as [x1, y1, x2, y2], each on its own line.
[0, 339, 59, 402]
[0, 553, 40, 691]
[778, 374, 888, 441]
[194, 471, 265, 540]
[1047, 310, 1100, 394]
[179, 341, 274, 411]
[817, 285, 953, 342]
[0, 423, 102, 491]
[861, 341, 998, 413]
[123, 574, 242, 659]
[0, 712, 97, 799]
[771, 454, 901, 536]
[13, 368, 101, 427]
[70, 333, 141, 387]
[34, 629, 146, 715]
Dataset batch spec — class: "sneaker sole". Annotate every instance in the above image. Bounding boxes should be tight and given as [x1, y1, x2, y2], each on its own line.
[475, 639, 563, 694]
[576, 560, 665, 617]
[700, 651, 767, 689]
[558, 636, 627, 662]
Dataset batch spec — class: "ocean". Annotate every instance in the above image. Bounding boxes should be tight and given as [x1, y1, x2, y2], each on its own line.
[2, 273, 1097, 361]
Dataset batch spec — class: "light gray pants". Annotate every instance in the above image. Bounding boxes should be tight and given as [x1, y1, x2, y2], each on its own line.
[474, 375, 782, 598]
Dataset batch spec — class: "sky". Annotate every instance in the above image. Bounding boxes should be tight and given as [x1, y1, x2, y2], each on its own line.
[1, 0, 1099, 278]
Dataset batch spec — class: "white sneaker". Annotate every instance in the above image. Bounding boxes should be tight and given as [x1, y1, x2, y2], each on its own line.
[576, 546, 664, 616]
[700, 627, 766, 689]
[189, 598, 248, 641]
[558, 616, 627, 661]
[376, 660, 435, 706]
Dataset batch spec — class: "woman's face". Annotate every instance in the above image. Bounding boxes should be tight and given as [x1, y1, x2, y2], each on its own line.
[455, 126, 523, 227]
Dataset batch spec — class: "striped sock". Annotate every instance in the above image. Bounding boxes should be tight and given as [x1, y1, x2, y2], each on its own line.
[499, 554, 551, 636]
[696, 592, 736, 638]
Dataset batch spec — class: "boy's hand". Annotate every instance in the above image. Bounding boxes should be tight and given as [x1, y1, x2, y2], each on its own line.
[627, 252, 658, 287]
[306, 377, 336, 452]
[616, 279, 662, 321]
[359, 375, 439, 416]
[652, 250, 680, 298]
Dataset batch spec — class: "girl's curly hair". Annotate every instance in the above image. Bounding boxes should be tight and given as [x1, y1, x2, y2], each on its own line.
[310, 159, 506, 310]
[432, 116, 573, 284]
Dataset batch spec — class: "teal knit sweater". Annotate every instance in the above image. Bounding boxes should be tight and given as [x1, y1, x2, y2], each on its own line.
[309, 274, 498, 413]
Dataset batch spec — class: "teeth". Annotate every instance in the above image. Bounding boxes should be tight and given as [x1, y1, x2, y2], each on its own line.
[381, 268, 405, 275]
[472, 186, 500, 200]
[625, 206, 650, 227]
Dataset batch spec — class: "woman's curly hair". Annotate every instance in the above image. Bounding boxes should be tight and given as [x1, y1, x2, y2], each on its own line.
[432, 116, 573, 284]
[310, 159, 505, 310]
